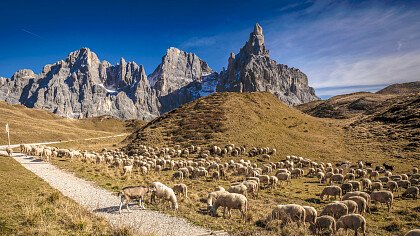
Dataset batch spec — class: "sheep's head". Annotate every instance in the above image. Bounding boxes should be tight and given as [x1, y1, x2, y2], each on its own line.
[210, 206, 218, 217]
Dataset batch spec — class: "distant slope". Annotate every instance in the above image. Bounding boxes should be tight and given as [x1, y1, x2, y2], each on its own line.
[377, 81, 420, 94]
[296, 92, 398, 119]
[297, 81, 420, 119]
[125, 92, 354, 162]
[0, 101, 143, 145]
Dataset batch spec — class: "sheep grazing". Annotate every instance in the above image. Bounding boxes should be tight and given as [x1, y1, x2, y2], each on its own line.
[320, 186, 342, 201]
[336, 214, 366, 236]
[405, 229, 420, 236]
[276, 172, 291, 186]
[207, 190, 226, 209]
[6, 147, 13, 157]
[386, 181, 398, 193]
[173, 184, 188, 199]
[228, 184, 248, 197]
[210, 192, 247, 220]
[118, 186, 149, 214]
[402, 186, 419, 199]
[303, 206, 317, 225]
[361, 178, 372, 191]
[122, 164, 133, 178]
[339, 200, 358, 214]
[150, 182, 178, 210]
[271, 204, 306, 227]
[370, 182, 383, 192]
[348, 196, 367, 215]
[320, 202, 348, 220]
[309, 215, 336, 236]
[342, 191, 371, 213]
[370, 190, 393, 212]
[341, 183, 353, 194]
[330, 174, 344, 185]
[172, 171, 184, 181]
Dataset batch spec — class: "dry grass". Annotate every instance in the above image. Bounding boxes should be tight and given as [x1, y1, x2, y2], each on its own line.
[52, 155, 420, 236]
[0, 155, 134, 235]
[0, 101, 143, 145]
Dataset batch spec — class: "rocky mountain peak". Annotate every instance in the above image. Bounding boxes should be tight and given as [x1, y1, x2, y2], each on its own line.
[217, 23, 318, 105]
[66, 47, 100, 68]
[149, 47, 213, 96]
[11, 69, 36, 80]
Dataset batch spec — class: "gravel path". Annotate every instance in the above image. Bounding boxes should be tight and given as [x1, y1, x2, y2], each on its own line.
[5, 152, 211, 236]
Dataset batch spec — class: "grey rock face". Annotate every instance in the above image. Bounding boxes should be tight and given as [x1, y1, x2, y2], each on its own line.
[0, 48, 159, 120]
[217, 23, 318, 105]
[149, 47, 213, 97]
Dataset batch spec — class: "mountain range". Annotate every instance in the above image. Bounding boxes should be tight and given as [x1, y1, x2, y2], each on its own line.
[0, 24, 318, 120]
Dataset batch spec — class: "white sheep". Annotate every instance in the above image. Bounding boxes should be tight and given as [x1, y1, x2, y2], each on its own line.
[336, 214, 366, 236]
[330, 174, 344, 185]
[271, 204, 306, 227]
[320, 202, 348, 220]
[303, 205, 317, 225]
[150, 182, 178, 210]
[309, 215, 336, 236]
[228, 184, 248, 197]
[339, 200, 358, 214]
[370, 190, 393, 212]
[348, 196, 367, 215]
[320, 186, 342, 201]
[210, 192, 247, 220]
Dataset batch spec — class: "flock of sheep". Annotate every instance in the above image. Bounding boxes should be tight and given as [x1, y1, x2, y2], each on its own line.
[13, 143, 420, 236]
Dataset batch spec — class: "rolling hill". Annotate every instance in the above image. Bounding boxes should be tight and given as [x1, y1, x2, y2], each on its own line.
[0, 101, 143, 145]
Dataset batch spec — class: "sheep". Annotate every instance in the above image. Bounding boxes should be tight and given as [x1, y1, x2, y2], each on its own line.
[320, 202, 348, 220]
[370, 190, 393, 212]
[386, 181, 398, 193]
[212, 171, 220, 180]
[140, 166, 148, 175]
[309, 215, 336, 236]
[405, 229, 420, 236]
[173, 184, 188, 198]
[210, 192, 247, 220]
[271, 204, 306, 227]
[303, 206, 317, 225]
[342, 191, 371, 213]
[207, 190, 226, 209]
[370, 171, 379, 180]
[341, 183, 353, 194]
[317, 172, 326, 183]
[348, 181, 361, 191]
[122, 164, 133, 178]
[397, 180, 411, 190]
[118, 186, 149, 214]
[6, 147, 13, 157]
[370, 182, 383, 192]
[402, 186, 419, 199]
[242, 180, 258, 198]
[348, 196, 367, 214]
[150, 182, 178, 210]
[361, 178, 372, 191]
[172, 171, 184, 181]
[276, 172, 291, 186]
[320, 186, 342, 201]
[339, 200, 358, 214]
[336, 214, 366, 236]
[228, 184, 248, 197]
[330, 174, 344, 185]
[412, 167, 419, 174]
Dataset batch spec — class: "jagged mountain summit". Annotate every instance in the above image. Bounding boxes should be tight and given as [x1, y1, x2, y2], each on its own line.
[0, 24, 319, 119]
[0, 48, 160, 120]
[217, 23, 318, 105]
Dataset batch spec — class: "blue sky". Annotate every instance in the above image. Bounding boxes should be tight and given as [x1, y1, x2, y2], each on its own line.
[1, 0, 419, 98]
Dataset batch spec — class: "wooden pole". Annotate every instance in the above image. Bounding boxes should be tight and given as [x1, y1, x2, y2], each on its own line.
[6, 124, 10, 147]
